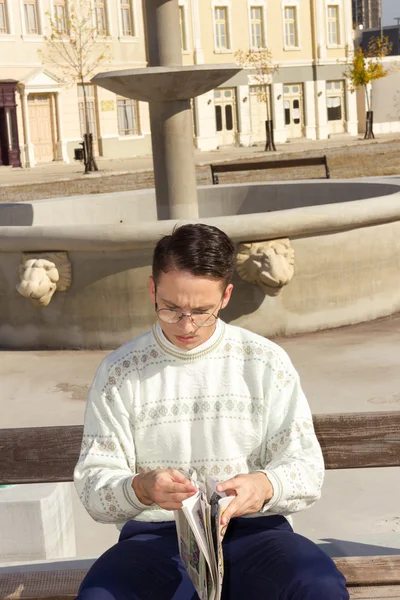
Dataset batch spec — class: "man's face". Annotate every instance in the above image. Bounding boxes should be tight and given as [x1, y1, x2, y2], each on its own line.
[149, 270, 233, 350]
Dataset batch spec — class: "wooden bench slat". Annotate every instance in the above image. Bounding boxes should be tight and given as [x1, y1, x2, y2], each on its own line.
[349, 585, 400, 599]
[0, 425, 83, 484]
[211, 156, 327, 173]
[1, 411, 399, 484]
[335, 556, 400, 586]
[1, 556, 399, 599]
[313, 411, 400, 469]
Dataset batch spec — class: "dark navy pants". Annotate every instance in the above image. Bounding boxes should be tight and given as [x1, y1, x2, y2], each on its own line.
[76, 516, 349, 600]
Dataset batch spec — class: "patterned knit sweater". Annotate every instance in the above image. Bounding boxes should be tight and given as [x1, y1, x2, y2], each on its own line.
[74, 320, 324, 528]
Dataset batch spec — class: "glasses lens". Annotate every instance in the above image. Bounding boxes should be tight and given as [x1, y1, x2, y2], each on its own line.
[192, 314, 217, 327]
[157, 309, 181, 324]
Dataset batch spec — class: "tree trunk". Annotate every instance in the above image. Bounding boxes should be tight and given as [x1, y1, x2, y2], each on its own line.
[265, 120, 276, 151]
[364, 110, 375, 140]
[81, 80, 98, 173]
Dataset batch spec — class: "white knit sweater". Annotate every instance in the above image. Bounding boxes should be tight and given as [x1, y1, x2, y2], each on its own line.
[74, 320, 324, 529]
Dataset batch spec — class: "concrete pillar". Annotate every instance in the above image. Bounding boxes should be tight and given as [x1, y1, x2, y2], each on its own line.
[149, 100, 199, 220]
[19, 89, 35, 168]
[271, 83, 287, 143]
[194, 90, 218, 150]
[144, 0, 183, 67]
[237, 85, 252, 147]
[143, 0, 199, 220]
[345, 83, 358, 136]
[0, 483, 76, 561]
[315, 80, 329, 139]
[55, 92, 69, 163]
[304, 80, 317, 140]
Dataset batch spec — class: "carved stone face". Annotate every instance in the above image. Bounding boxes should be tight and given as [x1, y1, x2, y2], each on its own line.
[16, 252, 72, 307]
[236, 239, 295, 296]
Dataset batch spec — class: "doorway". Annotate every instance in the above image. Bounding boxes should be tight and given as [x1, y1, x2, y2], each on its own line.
[326, 80, 345, 135]
[214, 88, 237, 146]
[28, 94, 54, 163]
[283, 84, 304, 138]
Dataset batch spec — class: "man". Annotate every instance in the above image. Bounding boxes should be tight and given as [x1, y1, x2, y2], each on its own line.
[74, 223, 349, 600]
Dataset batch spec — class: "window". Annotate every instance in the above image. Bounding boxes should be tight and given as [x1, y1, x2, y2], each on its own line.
[117, 97, 140, 135]
[284, 6, 298, 48]
[24, 0, 39, 34]
[94, 0, 107, 35]
[326, 80, 343, 121]
[53, 0, 67, 33]
[0, 0, 8, 33]
[179, 5, 188, 51]
[327, 5, 340, 45]
[250, 6, 265, 48]
[214, 7, 229, 50]
[78, 84, 98, 140]
[120, 0, 134, 36]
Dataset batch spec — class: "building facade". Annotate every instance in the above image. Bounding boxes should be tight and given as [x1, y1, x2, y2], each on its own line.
[352, 0, 381, 29]
[0, 0, 358, 168]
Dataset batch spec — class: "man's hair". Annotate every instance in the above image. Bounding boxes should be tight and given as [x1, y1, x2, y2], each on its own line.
[152, 224, 236, 286]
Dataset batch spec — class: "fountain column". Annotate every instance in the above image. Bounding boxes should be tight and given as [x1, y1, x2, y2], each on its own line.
[144, 0, 198, 220]
[93, 0, 241, 220]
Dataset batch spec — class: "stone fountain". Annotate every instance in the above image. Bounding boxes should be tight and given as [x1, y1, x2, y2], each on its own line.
[0, 0, 400, 349]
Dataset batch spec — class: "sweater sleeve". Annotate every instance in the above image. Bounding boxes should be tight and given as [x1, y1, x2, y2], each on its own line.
[74, 358, 150, 524]
[258, 349, 325, 516]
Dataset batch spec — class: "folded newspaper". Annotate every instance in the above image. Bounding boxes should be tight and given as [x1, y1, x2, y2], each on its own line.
[174, 475, 234, 600]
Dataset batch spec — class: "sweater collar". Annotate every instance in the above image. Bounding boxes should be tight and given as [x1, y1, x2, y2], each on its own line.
[153, 319, 225, 361]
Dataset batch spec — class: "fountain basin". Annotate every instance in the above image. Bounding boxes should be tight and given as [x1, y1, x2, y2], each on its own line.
[0, 179, 399, 349]
[92, 65, 242, 102]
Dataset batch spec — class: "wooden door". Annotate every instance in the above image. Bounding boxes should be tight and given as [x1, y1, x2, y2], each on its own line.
[28, 94, 54, 163]
[326, 80, 345, 135]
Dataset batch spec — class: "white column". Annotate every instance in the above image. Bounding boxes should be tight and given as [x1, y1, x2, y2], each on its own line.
[194, 91, 219, 150]
[304, 80, 317, 139]
[344, 0, 354, 57]
[314, 0, 326, 61]
[55, 92, 70, 163]
[315, 80, 329, 139]
[19, 89, 35, 168]
[345, 84, 358, 136]
[190, 0, 204, 64]
[271, 83, 287, 143]
[237, 85, 252, 147]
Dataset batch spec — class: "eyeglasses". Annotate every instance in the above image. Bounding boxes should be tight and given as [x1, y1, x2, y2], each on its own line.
[155, 296, 224, 328]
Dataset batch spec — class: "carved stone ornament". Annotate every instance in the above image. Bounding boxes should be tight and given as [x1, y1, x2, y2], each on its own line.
[16, 252, 72, 307]
[236, 238, 295, 296]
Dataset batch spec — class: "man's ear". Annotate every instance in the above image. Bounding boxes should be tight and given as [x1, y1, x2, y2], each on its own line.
[221, 283, 234, 310]
[149, 275, 156, 303]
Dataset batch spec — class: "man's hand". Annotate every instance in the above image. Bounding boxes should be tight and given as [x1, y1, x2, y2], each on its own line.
[216, 472, 274, 525]
[132, 469, 197, 510]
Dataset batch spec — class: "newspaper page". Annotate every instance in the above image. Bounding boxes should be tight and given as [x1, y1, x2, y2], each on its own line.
[175, 489, 216, 600]
[174, 477, 234, 600]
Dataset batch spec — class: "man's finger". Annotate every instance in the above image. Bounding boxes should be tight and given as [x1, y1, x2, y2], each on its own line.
[170, 470, 195, 485]
[216, 477, 238, 493]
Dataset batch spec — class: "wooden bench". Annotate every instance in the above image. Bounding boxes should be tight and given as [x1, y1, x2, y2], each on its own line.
[210, 154, 330, 184]
[1, 410, 399, 599]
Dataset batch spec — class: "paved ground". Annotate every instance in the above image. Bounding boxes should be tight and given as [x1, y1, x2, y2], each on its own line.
[1, 314, 399, 561]
[1, 134, 400, 203]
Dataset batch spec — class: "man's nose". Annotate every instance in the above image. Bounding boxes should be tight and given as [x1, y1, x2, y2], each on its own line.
[178, 315, 196, 333]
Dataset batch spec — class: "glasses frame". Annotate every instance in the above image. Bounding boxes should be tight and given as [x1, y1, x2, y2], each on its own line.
[154, 291, 225, 328]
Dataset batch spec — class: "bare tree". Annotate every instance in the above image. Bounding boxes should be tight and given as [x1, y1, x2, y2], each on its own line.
[235, 48, 279, 151]
[39, 0, 111, 172]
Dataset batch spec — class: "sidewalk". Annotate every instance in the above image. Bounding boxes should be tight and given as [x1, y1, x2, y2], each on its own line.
[1, 133, 400, 188]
